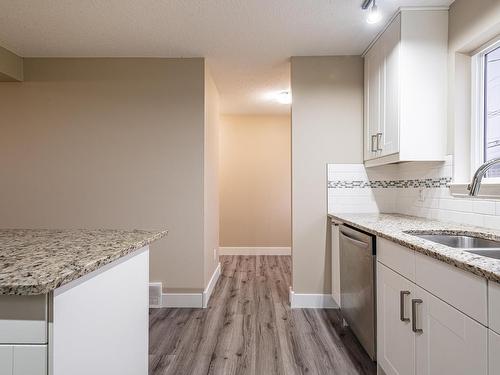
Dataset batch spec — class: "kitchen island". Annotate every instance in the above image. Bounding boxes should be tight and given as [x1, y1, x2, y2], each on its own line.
[0, 229, 167, 375]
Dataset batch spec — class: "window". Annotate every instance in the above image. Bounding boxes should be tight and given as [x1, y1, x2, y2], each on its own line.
[473, 39, 500, 180]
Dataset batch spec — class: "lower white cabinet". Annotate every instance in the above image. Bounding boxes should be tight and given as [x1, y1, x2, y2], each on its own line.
[377, 262, 488, 375]
[414, 285, 487, 375]
[489, 282, 500, 334]
[0, 346, 13, 375]
[0, 345, 47, 375]
[490, 330, 500, 375]
[377, 263, 415, 375]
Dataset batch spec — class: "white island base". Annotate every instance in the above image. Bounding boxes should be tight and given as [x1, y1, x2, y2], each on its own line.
[0, 246, 150, 375]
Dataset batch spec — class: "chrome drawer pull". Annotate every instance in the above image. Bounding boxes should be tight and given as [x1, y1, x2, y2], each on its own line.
[400, 291, 410, 322]
[371, 135, 377, 152]
[376, 132, 383, 151]
[411, 299, 423, 333]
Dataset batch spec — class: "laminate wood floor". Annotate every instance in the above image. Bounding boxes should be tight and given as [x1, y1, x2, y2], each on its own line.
[149, 255, 376, 375]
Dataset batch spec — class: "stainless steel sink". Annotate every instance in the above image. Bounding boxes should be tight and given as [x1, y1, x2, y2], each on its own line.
[404, 232, 500, 260]
[409, 233, 500, 249]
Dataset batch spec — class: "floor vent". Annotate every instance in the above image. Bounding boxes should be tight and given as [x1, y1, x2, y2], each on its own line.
[149, 283, 162, 308]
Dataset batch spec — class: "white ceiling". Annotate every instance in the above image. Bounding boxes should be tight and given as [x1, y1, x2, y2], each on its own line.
[0, 0, 453, 114]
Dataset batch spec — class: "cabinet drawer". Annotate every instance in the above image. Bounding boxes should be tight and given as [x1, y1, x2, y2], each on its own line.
[377, 237, 415, 281]
[414, 252, 487, 325]
[13, 345, 47, 375]
[0, 295, 48, 344]
[489, 282, 500, 334]
[0, 345, 47, 375]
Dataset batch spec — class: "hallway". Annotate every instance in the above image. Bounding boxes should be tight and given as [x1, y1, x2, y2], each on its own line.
[149, 256, 376, 375]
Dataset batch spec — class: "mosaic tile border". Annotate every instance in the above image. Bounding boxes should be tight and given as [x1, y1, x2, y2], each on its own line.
[327, 177, 452, 189]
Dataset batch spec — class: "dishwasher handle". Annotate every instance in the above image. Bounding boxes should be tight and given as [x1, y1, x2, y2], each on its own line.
[340, 230, 370, 248]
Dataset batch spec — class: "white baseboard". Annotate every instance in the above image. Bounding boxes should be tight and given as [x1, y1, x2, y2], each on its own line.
[332, 291, 341, 308]
[160, 262, 221, 309]
[203, 262, 221, 308]
[219, 247, 291, 256]
[289, 288, 338, 309]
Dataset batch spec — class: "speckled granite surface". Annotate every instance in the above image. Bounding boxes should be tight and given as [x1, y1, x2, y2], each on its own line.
[0, 229, 167, 295]
[328, 213, 500, 284]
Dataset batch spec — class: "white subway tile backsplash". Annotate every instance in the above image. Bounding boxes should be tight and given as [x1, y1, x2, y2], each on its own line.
[327, 157, 500, 229]
[472, 200, 497, 215]
[423, 198, 440, 209]
[439, 198, 474, 212]
[484, 215, 500, 230]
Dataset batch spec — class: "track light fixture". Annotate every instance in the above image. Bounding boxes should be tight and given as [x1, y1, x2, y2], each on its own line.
[362, 0, 382, 24]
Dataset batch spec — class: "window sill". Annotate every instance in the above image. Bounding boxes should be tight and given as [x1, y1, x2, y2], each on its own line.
[449, 182, 500, 199]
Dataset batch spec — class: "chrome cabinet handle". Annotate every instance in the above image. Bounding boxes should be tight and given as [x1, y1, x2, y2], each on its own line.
[376, 132, 383, 151]
[411, 299, 423, 333]
[371, 135, 377, 152]
[400, 291, 410, 322]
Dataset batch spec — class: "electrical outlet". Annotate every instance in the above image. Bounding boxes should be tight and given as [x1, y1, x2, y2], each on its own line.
[419, 188, 425, 202]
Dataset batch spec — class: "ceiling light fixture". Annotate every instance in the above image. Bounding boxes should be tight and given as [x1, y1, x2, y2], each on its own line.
[276, 91, 292, 104]
[362, 0, 382, 24]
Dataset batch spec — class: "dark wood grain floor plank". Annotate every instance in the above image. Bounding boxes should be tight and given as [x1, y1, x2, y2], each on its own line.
[149, 255, 376, 375]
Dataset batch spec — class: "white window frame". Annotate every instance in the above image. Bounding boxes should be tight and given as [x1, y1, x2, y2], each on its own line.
[471, 36, 500, 184]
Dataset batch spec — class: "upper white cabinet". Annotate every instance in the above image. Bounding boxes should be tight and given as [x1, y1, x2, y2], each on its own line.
[364, 9, 448, 167]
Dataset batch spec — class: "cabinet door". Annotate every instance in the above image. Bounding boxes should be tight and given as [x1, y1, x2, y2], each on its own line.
[490, 330, 500, 375]
[379, 14, 400, 157]
[414, 286, 488, 375]
[364, 38, 383, 161]
[0, 346, 13, 375]
[377, 263, 415, 375]
[13, 346, 47, 375]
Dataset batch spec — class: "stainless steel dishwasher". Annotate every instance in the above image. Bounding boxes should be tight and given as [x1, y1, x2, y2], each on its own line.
[339, 224, 376, 361]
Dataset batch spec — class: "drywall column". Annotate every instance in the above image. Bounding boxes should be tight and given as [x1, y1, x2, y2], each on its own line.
[203, 66, 221, 289]
[0, 45, 23, 81]
[291, 56, 363, 296]
[0, 58, 205, 293]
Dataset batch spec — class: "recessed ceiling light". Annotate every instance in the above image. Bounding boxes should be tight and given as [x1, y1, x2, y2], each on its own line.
[275, 91, 292, 104]
[366, 0, 382, 24]
[262, 90, 292, 104]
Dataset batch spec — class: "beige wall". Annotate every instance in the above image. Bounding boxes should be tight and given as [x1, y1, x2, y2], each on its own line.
[291, 56, 363, 294]
[220, 114, 291, 247]
[0, 58, 208, 292]
[447, 0, 500, 178]
[0, 45, 23, 82]
[204, 67, 221, 285]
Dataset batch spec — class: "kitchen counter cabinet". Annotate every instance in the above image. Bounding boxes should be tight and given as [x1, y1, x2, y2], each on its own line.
[329, 213, 498, 375]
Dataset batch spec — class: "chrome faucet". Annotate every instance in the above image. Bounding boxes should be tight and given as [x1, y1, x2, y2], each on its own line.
[468, 157, 500, 196]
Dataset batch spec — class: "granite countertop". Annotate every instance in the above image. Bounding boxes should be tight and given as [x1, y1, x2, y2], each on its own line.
[328, 213, 500, 284]
[0, 229, 167, 295]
